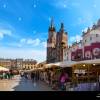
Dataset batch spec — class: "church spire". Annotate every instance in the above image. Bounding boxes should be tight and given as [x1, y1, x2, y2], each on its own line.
[49, 17, 56, 31]
[60, 23, 64, 32]
[50, 17, 54, 28]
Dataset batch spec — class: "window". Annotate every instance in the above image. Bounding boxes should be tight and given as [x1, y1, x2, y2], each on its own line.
[85, 39, 87, 42]
[67, 57, 68, 60]
[65, 53, 66, 56]
[96, 34, 99, 37]
[90, 37, 92, 40]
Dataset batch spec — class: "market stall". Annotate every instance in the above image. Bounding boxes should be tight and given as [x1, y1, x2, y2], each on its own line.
[71, 59, 100, 91]
[0, 66, 9, 72]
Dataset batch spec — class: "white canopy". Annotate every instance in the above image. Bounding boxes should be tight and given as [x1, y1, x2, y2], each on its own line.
[59, 61, 77, 67]
[45, 59, 100, 69]
[77, 59, 100, 64]
[45, 61, 76, 68]
[0, 66, 9, 71]
[45, 62, 60, 68]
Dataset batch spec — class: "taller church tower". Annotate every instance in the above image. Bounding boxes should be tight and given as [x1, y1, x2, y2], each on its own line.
[47, 18, 56, 63]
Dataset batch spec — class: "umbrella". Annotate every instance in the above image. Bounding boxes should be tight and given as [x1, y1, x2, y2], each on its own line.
[0, 66, 9, 71]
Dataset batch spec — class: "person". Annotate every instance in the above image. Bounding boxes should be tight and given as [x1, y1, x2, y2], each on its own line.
[59, 72, 69, 91]
[20, 71, 24, 77]
[7, 72, 11, 79]
[24, 72, 28, 80]
[31, 72, 35, 82]
[98, 75, 100, 90]
[47, 71, 51, 86]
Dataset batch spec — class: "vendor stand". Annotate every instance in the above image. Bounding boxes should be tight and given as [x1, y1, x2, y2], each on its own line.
[71, 59, 100, 91]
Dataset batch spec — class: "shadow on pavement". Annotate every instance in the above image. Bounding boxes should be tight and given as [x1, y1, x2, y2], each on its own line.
[12, 77, 54, 91]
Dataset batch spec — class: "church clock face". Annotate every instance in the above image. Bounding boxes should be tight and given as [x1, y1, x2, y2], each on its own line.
[93, 48, 100, 56]
[85, 51, 91, 58]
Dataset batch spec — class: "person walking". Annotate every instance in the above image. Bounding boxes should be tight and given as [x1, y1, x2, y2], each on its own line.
[31, 72, 35, 83]
[59, 72, 69, 91]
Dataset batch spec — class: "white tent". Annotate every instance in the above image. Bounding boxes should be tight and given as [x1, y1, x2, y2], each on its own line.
[45, 61, 77, 68]
[0, 66, 9, 71]
[45, 59, 100, 69]
[45, 62, 60, 68]
[59, 61, 77, 68]
[76, 59, 100, 64]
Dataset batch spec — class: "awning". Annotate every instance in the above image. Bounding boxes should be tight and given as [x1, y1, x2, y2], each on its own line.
[45, 62, 60, 68]
[45, 61, 76, 68]
[44, 59, 100, 69]
[76, 59, 100, 64]
[59, 61, 77, 67]
[0, 66, 9, 71]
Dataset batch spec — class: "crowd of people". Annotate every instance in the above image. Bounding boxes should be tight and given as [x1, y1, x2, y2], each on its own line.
[0, 70, 14, 80]
[20, 69, 70, 91]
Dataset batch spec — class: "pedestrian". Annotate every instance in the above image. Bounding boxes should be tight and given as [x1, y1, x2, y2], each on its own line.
[24, 72, 28, 81]
[59, 72, 69, 91]
[20, 71, 24, 77]
[47, 71, 51, 86]
[3, 72, 6, 79]
[31, 72, 35, 82]
[98, 75, 100, 90]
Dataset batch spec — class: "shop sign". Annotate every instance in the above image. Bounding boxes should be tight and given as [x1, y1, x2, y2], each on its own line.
[93, 48, 100, 56]
[74, 69, 86, 74]
[85, 51, 91, 58]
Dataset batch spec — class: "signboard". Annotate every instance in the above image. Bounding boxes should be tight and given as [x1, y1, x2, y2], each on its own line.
[93, 48, 100, 56]
[74, 69, 86, 74]
[85, 51, 91, 58]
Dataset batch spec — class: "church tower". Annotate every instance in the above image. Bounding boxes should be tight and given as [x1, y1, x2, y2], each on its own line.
[56, 23, 68, 62]
[47, 18, 56, 63]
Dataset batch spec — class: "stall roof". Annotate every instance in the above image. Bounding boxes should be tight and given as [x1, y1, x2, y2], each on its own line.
[0, 66, 9, 71]
[45, 61, 76, 68]
[45, 59, 100, 68]
[77, 59, 100, 64]
[45, 62, 60, 68]
[59, 61, 77, 67]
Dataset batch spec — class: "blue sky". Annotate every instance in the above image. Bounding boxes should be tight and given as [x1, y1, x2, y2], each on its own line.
[0, 0, 100, 62]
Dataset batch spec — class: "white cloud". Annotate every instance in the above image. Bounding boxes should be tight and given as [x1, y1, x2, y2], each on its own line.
[93, 4, 97, 8]
[20, 38, 26, 43]
[33, 30, 36, 34]
[51, 0, 70, 9]
[33, 4, 37, 8]
[69, 35, 82, 43]
[27, 38, 40, 46]
[8, 38, 46, 48]
[0, 29, 12, 39]
[42, 42, 47, 48]
[82, 27, 88, 33]
[7, 43, 22, 48]
[3, 4, 7, 8]
[18, 17, 22, 21]
[0, 47, 46, 63]
[71, 2, 80, 7]
[76, 14, 93, 26]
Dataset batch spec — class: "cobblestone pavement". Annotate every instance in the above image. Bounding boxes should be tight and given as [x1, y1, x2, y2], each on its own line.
[0, 75, 54, 91]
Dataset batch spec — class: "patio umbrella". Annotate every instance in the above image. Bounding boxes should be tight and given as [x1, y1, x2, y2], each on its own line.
[0, 66, 9, 71]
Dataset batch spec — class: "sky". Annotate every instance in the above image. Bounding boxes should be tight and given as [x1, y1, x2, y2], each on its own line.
[0, 0, 100, 62]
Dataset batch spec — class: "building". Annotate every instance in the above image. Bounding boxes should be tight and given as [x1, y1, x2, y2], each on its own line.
[11, 59, 16, 69]
[0, 58, 11, 69]
[63, 19, 100, 61]
[0, 58, 37, 70]
[37, 61, 46, 69]
[15, 59, 23, 69]
[22, 59, 37, 70]
[47, 19, 68, 63]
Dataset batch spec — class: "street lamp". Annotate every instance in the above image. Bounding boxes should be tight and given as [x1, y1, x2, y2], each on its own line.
[93, 64, 96, 66]
[83, 64, 85, 67]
